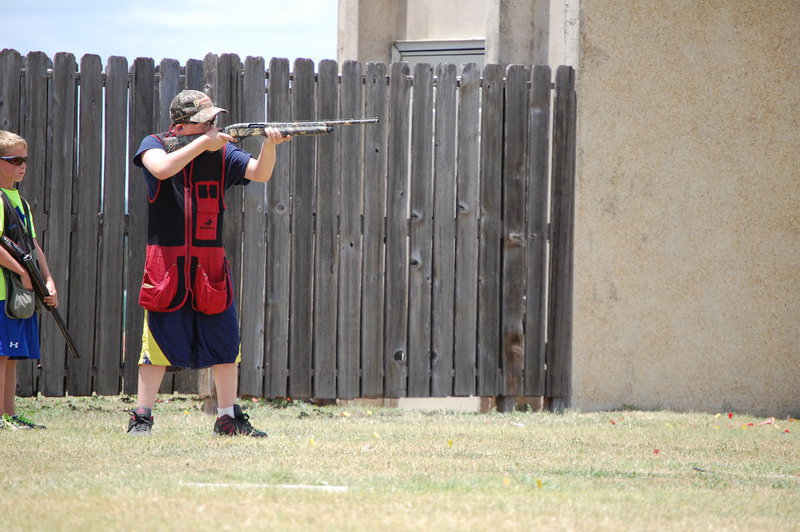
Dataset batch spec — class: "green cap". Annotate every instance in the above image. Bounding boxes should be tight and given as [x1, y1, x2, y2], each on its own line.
[169, 90, 228, 124]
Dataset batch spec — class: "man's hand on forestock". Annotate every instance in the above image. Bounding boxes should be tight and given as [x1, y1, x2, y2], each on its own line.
[263, 126, 292, 147]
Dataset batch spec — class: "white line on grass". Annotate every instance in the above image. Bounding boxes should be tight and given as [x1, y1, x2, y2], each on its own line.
[181, 482, 350, 492]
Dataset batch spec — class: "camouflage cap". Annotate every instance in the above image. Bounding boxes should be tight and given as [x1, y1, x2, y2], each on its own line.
[169, 90, 228, 124]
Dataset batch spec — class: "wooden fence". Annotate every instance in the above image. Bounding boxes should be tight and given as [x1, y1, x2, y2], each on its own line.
[0, 49, 575, 408]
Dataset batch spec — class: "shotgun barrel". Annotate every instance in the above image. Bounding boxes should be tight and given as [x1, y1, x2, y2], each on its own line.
[162, 118, 379, 153]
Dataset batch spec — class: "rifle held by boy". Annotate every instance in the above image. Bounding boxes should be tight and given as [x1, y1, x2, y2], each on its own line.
[163, 118, 379, 153]
[0, 235, 81, 359]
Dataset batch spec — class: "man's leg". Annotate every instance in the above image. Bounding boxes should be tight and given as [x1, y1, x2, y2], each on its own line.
[127, 364, 166, 435]
[137, 364, 167, 409]
[212, 363, 238, 409]
[211, 363, 266, 437]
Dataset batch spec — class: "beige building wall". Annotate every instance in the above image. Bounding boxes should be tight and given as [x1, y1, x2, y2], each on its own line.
[338, 0, 551, 65]
[403, 0, 486, 41]
[574, 0, 800, 417]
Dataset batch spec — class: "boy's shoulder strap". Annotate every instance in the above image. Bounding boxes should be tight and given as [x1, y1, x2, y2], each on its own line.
[20, 197, 33, 234]
[1, 190, 31, 229]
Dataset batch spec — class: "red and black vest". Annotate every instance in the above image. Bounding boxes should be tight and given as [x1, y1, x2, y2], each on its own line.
[138, 134, 233, 314]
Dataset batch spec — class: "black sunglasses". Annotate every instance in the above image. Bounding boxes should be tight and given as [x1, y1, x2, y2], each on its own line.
[0, 156, 28, 166]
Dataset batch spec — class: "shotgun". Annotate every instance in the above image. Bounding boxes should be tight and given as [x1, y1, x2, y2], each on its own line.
[162, 118, 379, 153]
[0, 235, 81, 359]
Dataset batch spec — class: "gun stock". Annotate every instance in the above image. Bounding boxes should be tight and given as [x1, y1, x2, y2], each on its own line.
[162, 118, 379, 153]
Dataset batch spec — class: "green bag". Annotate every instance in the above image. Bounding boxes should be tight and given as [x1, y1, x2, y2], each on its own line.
[4, 268, 36, 319]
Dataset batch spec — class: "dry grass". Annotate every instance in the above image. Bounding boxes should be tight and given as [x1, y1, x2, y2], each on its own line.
[1, 395, 798, 531]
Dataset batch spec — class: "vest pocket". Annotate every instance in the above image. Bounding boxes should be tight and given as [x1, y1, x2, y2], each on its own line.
[192, 260, 231, 314]
[139, 262, 179, 312]
[194, 182, 219, 241]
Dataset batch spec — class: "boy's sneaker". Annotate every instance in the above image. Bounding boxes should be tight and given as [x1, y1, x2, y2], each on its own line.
[127, 408, 154, 435]
[1, 413, 45, 429]
[10, 414, 46, 429]
[213, 404, 267, 437]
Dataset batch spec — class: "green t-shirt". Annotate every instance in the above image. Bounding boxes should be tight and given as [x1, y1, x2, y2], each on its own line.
[0, 188, 37, 300]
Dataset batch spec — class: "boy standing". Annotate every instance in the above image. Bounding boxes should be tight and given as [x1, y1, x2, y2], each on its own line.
[0, 131, 58, 430]
[127, 90, 289, 437]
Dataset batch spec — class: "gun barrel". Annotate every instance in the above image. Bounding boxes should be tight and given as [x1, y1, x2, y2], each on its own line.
[233, 118, 379, 129]
[226, 118, 378, 138]
[50, 307, 82, 359]
[225, 125, 334, 138]
[162, 117, 378, 152]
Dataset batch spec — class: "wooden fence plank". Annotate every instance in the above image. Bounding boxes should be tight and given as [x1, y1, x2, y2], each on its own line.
[431, 63, 458, 396]
[337, 60, 364, 400]
[453, 63, 481, 396]
[477, 64, 504, 397]
[501, 65, 530, 398]
[123, 57, 156, 395]
[546, 66, 576, 411]
[313, 59, 340, 399]
[185, 59, 204, 91]
[217, 53, 244, 310]
[157, 59, 181, 132]
[407, 62, 434, 397]
[94, 56, 128, 395]
[360, 62, 388, 397]
[0, 49, 22, 131]
[20, 52, 51, 207]
[17, 52, 50, 396]
[67, 54, 101, 395]
[384, 62, 412, 398]
[265, 57, 292, 398]
[238, 55, 268, 398]
[288, 58, 317, 398]
[524, 64, 552, 396]
[41, 52, 76, 396]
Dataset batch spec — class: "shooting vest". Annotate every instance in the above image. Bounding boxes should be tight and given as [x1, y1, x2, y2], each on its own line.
[138, 135, 233, 314]
[0, 189, 35, 253]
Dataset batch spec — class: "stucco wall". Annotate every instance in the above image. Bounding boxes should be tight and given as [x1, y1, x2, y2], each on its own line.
[573, 0, 800, 416]
[338, 0, 551, 65]
[404, 0, 487, 40]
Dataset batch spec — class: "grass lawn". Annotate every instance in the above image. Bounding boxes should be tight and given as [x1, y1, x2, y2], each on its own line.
[1, 395, 798, 531]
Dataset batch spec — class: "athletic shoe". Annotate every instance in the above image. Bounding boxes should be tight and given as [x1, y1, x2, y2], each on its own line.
[127, 409, 154, 435]
[213, 404, 267, 437]
[9, 414, 46, 429]
[1, 413, 44, 429]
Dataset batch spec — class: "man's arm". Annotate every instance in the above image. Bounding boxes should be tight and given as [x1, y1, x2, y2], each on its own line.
[0, 245, 28, 284]
[142, 129, 236, 180]
[245, 127, 291, 183]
